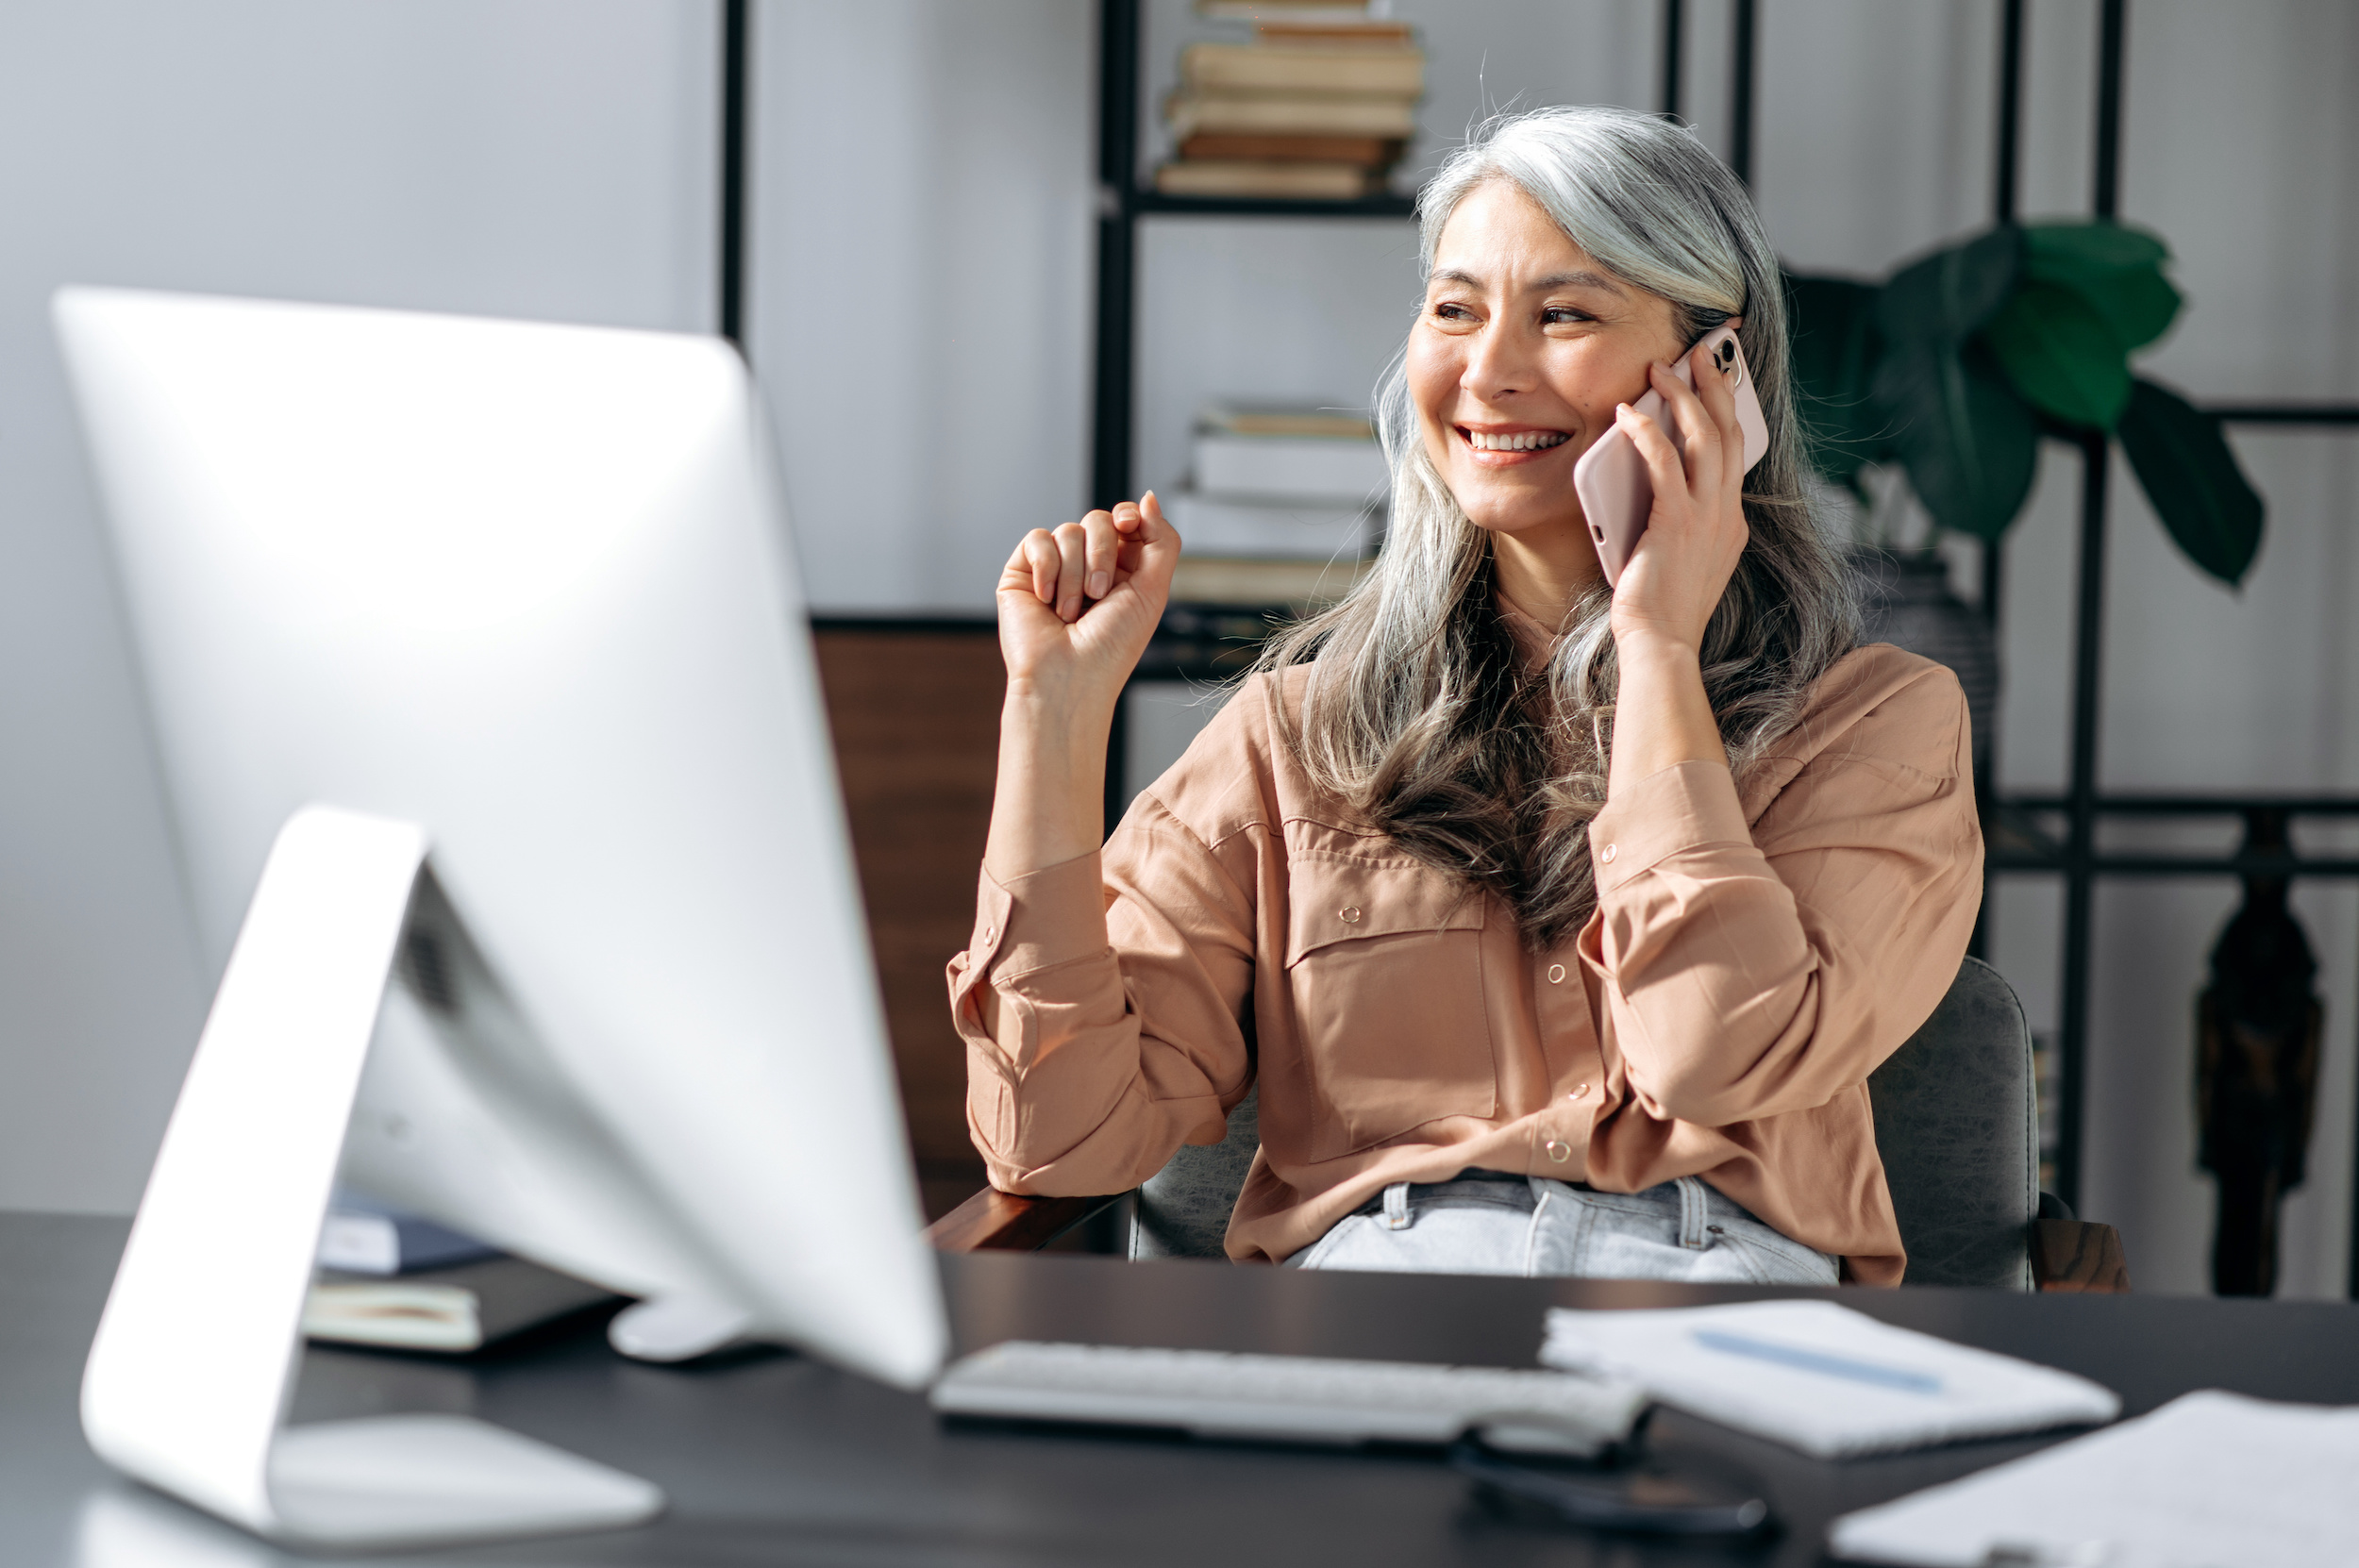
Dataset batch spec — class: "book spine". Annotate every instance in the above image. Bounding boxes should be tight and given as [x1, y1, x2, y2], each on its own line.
[1166, 93, 1417, 140]
[1155, 161, 1370, 200]
[1178, 134, 1404, 168]
[1181, 44, 1424, 97]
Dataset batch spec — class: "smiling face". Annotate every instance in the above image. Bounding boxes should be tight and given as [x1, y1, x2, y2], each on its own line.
[1406, 178, 1686, 576]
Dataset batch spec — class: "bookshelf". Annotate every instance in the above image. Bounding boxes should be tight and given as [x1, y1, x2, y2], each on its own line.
[1089, 0, 1415, 515]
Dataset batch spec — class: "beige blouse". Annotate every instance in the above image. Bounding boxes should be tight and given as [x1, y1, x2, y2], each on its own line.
[945, 639, 1982, 1284]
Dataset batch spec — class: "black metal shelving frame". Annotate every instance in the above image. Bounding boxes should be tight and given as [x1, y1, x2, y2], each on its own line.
[724, 0, 2359, 1289]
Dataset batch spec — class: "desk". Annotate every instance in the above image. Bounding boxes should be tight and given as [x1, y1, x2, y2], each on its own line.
[8, 1211, 2357, 1566]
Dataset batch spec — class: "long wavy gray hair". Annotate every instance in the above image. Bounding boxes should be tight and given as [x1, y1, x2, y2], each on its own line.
[1259, 106, 1859, 950]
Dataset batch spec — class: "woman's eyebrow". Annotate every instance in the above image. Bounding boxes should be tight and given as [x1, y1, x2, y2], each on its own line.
[1428, 267, 1627, 295]
[1532, 269, 1627, 294]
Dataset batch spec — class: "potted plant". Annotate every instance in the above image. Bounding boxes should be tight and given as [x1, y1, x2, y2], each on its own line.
[1783, 222, 2266, 770]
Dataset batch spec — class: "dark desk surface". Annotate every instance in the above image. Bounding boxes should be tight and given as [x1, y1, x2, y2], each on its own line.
[8, 1211, 2359, 1567]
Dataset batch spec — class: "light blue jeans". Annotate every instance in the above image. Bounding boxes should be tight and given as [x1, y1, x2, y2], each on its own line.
[1286, 1171, 1839, 1286]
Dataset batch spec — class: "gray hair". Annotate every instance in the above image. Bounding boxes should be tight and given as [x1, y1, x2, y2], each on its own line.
[1259, 106, 1859, 949]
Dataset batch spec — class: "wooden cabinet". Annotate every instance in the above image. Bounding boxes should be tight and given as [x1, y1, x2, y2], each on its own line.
[811, 624, 1000, 1219]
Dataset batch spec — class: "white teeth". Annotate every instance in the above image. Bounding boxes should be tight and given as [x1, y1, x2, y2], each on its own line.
[1467, 430, 1569, 452]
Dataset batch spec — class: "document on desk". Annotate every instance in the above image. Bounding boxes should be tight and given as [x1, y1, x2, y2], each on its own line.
[1828, 1390, 2359, 1568]
[1539, 1300, 2119, 1458]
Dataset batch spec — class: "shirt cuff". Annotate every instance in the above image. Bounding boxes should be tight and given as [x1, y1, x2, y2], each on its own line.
[1588, 759, 1754, 893]
[969, 850, 1110, 980]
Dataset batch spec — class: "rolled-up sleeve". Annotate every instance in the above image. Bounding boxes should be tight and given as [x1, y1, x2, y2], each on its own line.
[1582, 669, 1982, 1128]
[946, 795, 1258, 1197]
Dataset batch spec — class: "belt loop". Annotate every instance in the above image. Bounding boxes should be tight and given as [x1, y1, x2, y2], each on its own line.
[1676, 1176, 1710, 1250]
[1382, 1181, 1413, 1231]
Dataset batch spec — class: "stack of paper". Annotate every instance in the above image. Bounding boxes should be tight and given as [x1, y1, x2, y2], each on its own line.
[1540, 1300, 2120, 1458]
[1830, 1391, 2359, 1567]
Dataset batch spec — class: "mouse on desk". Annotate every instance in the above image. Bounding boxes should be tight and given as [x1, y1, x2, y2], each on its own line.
[608, 1294, 757, 1363]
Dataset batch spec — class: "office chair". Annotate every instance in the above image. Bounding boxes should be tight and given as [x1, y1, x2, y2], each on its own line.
[929, 958, 2130, 1293]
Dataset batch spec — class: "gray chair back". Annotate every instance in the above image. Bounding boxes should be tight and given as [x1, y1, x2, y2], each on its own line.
[1865, 956, 2038, 1289]
[1129, 1089, 1259, 1260]
[1128, 957, 2039, 1289]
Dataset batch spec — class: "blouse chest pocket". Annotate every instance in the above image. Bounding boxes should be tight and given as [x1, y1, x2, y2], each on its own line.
[1281, 851, 1497, 1162]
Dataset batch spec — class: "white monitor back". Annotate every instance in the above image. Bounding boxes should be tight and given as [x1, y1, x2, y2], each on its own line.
[56, 288, 945, 1390]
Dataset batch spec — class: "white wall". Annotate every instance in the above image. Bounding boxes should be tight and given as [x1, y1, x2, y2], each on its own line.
[0, 0, 717, 1212]
[751, 0, 1096, 612]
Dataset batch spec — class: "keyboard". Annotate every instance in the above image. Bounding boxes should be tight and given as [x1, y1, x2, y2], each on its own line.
[929, 1341, 1649, 1457]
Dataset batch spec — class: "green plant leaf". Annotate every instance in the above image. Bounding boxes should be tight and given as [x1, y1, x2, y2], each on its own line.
[2117, 376, 2265, 586]
[1872, 342, 2039, 542]
[1875, 225, 2021, 346]
[1981, 281, 2135, 428]
[1783, 272, 1891, 486]
[2023, 219, 2166, 272]
[2023, 222, 2182, 351]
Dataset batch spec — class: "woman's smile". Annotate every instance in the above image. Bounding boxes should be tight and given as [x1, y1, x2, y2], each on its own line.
[1458, 424, 1576, 461]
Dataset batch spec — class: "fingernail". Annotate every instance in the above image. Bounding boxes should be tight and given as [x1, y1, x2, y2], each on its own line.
[1088, 572, 1110, 598]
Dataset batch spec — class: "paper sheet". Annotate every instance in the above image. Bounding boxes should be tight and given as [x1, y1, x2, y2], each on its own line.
[1829, 1390, 2359, 1567]
[1541, 1300, 2119, 1458]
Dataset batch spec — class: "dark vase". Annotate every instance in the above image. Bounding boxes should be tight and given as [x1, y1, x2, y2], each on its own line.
[1848, 548, 1999, 779]
[2195, 809, 2324, 1297]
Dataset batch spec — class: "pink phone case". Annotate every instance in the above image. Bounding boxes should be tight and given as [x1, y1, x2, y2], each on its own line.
[1572, 325, 1770, 587]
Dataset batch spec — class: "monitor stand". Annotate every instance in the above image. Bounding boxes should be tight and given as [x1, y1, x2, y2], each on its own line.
[79, 806, 664, 1551]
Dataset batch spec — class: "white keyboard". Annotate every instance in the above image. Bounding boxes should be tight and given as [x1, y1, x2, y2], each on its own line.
[930, 1341, 1650, 1457]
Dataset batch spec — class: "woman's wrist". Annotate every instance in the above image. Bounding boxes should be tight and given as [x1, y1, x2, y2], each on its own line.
[985, 688, 1113, 881]
[1002, 675, 1118, 730]
[1607, 627, 1723, 791]
[1612, 626, 1704, 676]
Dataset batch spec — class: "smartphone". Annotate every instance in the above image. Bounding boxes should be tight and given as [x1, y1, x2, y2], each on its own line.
[1572, 324, 1769, 588]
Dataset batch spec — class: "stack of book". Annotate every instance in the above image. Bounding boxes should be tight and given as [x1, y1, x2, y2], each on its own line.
[305, 1193, 618, 1353]
[1158, 4, 1424, 201]
[1164, 403, 1384, 606]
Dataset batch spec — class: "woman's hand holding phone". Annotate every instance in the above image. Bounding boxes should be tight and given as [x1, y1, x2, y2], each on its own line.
[986, 493, 1181, 880]
[1598, 339, 1755, 800]
[1606, 341, 1752, 656]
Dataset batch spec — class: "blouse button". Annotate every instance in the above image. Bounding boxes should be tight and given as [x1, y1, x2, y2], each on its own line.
[981, 925, 995, 943]
[1543, 1140, 1572, 1163]
[1599, 843, 1618, 864]
[1547, 962, 1565, 984]
[1339, 906, 1363, 924]
[1570, 1083, 1589, 1098]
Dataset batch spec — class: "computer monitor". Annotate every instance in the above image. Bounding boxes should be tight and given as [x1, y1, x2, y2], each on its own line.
[55, 288, 948, 1549]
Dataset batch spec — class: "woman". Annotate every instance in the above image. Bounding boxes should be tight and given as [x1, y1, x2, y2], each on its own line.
[947, 107, 1980, 1285]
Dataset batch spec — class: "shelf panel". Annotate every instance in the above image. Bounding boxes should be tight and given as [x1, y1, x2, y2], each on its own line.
[2000, 793, 2359, 816]
[2205, 402, 2359, 426]
[1128, 190, 1417, 221]
[1988, 854, 2359, 877]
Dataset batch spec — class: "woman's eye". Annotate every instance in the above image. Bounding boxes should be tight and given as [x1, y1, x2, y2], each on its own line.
[1430, 302, 1476, 323]
[1542, 307, 1592, 325]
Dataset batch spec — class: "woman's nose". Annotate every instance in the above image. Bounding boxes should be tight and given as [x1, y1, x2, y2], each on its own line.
[1460, 319, 1538, 403]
